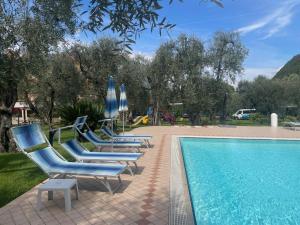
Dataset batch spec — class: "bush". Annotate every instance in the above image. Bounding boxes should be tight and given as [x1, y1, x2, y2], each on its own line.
[250, 113, 270, 125]
[200, 118, 209, 126]
[250, 113, 262, 121]
[283, 115, 297, 122]
[59, 101, 104, 131]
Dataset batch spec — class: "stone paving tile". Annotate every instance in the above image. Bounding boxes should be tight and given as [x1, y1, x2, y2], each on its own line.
[1, 126, 299, 225]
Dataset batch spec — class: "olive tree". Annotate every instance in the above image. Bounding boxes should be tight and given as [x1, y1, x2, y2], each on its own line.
[237, 76, 284, 115]
[22, 52, 83, 127]
[0, 0, 78, 152]
[70, 38, 126, 100]
[207, 31, 248, 120]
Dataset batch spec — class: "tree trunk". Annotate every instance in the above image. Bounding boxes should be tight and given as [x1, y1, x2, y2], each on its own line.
[48, 88, 55, 128]
[0, 88, 18, 152]
[0, 112, 12, 152]
[153, 97, 160, 125]
[221, 92, 228, 122]
[0, 50, 23, 152]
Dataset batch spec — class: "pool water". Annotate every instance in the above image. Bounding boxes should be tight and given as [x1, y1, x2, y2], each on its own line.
[180, 137, 300, 225]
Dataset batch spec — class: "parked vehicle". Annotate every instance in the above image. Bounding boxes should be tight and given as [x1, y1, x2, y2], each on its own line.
[232, 109, 256, 120]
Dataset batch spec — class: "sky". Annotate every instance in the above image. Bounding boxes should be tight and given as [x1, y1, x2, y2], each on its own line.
[77, 0, 300, 83]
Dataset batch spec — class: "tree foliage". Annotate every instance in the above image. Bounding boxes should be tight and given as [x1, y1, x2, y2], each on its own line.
[146, 33, 246, 124]
[236, 76, 300, 115]
[70, 38, 125, 99]
[0, 0, 79, 151]
[208, 31, 248, 83]
[84, 0, 223, 48]
[22, 52, 83, 126]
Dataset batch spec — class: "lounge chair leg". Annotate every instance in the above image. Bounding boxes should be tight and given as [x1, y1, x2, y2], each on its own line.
[126, 162, 134, 176]
[103, 177, 113, 195]
[146, 140, 151, 148]
[132, 162, 138, 174]
[95, 176, 123, 195]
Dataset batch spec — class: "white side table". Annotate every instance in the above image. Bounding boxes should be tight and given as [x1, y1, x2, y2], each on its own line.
[37, 179, 79, 212]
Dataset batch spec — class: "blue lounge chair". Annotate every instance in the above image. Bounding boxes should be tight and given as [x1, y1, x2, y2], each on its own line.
[100, 126, 152, 148]
[73, 116, 142, 152]
[11, 123, 127, 194]
[61, 139, 143, 175]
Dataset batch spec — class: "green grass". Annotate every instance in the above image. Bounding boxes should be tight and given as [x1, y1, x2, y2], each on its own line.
[223, 119, 270, 126]
[0, 152, 46, 207]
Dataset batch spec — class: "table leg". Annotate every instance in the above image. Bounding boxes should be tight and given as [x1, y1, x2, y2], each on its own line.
[75, 181, 79, 200]
[48, 191, 53, 200]
[64, 190, 71, 212]
[37, 190, 42, 210]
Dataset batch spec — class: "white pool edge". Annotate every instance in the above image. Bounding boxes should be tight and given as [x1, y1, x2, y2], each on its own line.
[169, 136, 195, 225]
[175, 135, 300, 141]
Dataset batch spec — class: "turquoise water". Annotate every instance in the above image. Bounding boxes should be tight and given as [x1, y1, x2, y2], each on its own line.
[180, 137, 300, 225]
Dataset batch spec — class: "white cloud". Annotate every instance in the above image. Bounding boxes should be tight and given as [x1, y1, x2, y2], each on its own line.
[236, 0, 300, 38]
[56, 38, 78, 51]
[263, 13, 293, 39]
[240, 67, 280, 81]
[131, 51, 154, 60]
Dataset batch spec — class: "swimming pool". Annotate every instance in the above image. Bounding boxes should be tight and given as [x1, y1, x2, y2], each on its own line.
[180, 137, 300, 225]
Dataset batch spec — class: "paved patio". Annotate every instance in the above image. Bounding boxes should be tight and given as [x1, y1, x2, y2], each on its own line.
[0, 126, 300, 225]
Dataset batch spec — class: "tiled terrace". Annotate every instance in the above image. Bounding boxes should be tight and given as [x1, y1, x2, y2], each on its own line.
[1, 126, 300, 225]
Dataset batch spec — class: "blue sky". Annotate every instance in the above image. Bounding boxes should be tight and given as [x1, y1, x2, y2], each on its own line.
[77, 0, 300, 82]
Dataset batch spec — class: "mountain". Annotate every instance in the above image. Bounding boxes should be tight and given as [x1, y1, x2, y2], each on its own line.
[274, 54, 300, 79]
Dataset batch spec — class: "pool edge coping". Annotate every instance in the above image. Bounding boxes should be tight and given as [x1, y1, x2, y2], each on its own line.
[169, 135, 300, 225]
[169, 136, 195, 225]
[173, 135, 300, 141]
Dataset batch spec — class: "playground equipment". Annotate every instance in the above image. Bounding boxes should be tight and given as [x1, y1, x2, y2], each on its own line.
[132, 115, 149, 126]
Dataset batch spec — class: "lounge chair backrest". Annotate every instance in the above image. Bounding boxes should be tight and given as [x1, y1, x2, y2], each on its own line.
[29, 147, 63, 173]
[11, 123, 46, 150]
[101, 127, 113, 137]
[74, 116, 88, 130]
[85, 130, 103, 142]
[61, 139, 85, 157]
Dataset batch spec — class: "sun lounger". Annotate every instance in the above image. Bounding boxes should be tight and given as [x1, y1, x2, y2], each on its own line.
[73, 116, 142, 152]
[100, 126, 152, 148]
[11, 123, 127, 194]
[61, 139, 143, 175]
[283, 122, 300, 131]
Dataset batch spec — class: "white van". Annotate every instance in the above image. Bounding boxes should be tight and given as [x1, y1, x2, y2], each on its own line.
[232, 109, 256, 120]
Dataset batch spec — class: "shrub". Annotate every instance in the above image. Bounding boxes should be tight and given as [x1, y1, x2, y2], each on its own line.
[250, 113, 270, 125]
[250, 113, 261, 121]
[284, 115, 297, 122]
[59, 101, 104, 131]
[200, 118, 209, 126]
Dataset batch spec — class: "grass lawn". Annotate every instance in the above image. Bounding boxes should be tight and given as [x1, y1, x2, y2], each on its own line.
[224, 119, 270, 126]
[0, 152, 46, 207]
